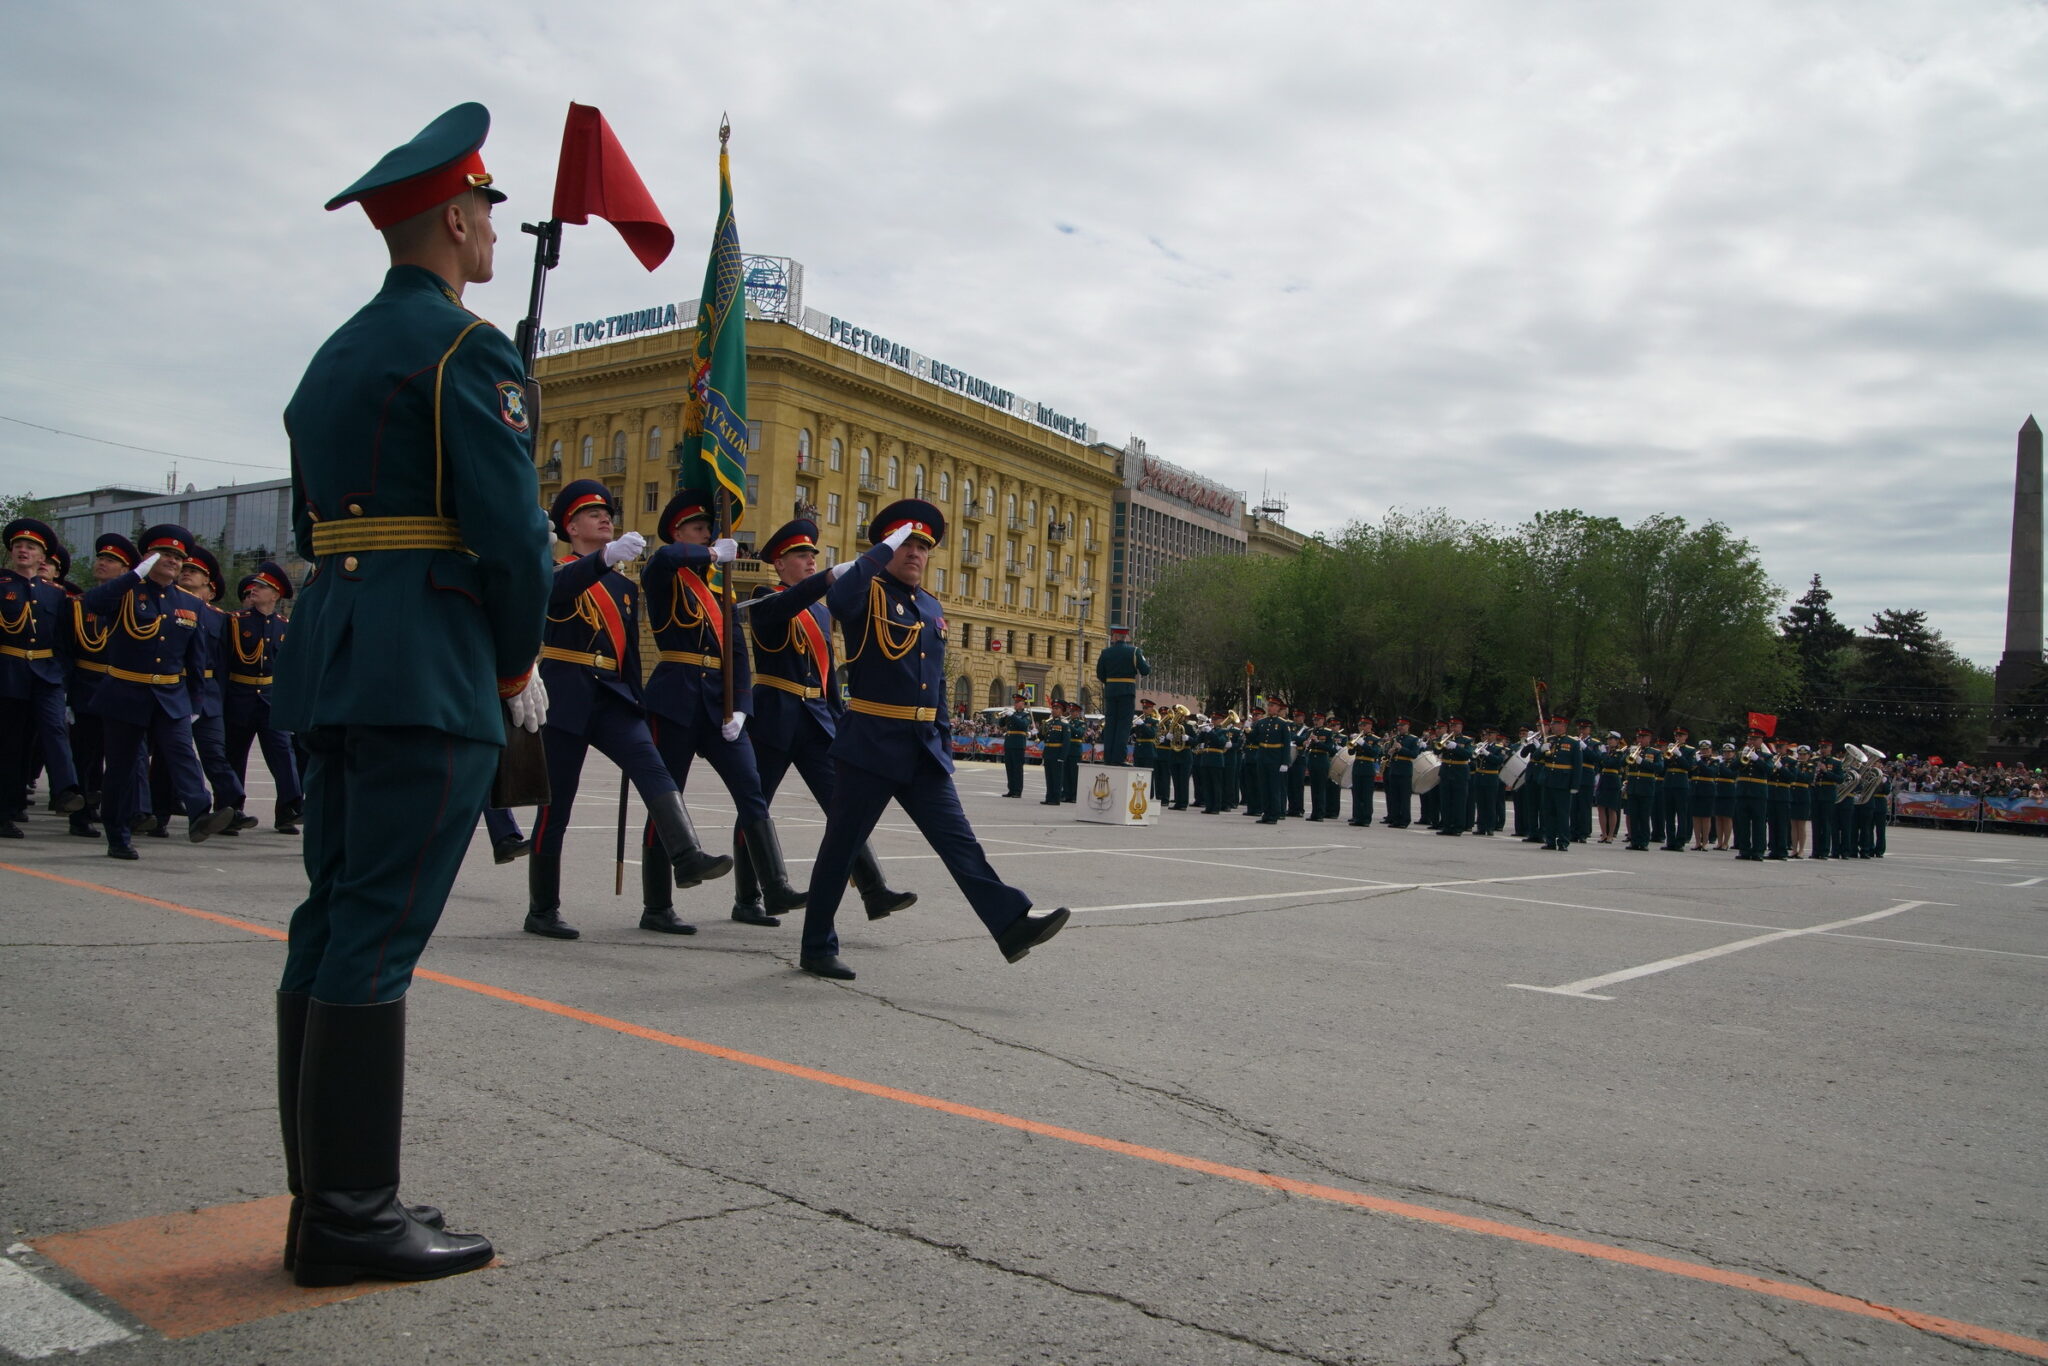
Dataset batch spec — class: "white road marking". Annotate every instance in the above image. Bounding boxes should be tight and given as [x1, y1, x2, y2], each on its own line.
[2009, 877, 2044, 887]
[0, 1258, 132, 1359]
[1508, 901, 1944, 1000]
[1072, 869, 1620, 913]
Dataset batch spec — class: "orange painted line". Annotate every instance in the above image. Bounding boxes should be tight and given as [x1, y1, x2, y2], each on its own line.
[10, 860, 2047, 1362]
[31, 1196, 389, 1338]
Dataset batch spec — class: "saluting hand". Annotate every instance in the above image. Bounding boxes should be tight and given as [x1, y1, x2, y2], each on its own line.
[602, 531, 647, 567]
[134, 552, 161, 580]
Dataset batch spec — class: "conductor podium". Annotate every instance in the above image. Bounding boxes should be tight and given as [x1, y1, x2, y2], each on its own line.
[1073, 764, 1158, 826]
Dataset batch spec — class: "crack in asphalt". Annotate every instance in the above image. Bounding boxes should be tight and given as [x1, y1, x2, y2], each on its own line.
[511, 1201, 784, 1269]
[1444, 1272, 1500, 1366]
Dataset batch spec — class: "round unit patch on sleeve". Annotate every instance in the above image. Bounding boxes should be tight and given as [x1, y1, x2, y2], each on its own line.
[497, 381, 530, 432]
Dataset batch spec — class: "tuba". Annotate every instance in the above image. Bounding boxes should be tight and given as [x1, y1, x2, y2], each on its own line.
[1834, 745, 1868, 803]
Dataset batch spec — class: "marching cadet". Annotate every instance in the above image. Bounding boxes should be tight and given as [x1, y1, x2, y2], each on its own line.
[62, 533, 135, 839]
[1, 517, 87, 834]
[1433, 717, 1472, 836]
[1594, 730, 1625, 843]
[1732, 729, 1773, 860]
[1133, 699, 1160, 797]
[1658, 728, 1695, 852]
[795, 499, 1069, 980]
[83, 525, 239, 857]
[733, 517, 914, 925]
[1345, 718, 1379, 827]
[1249, 693, 1291, 825]
[1038, 698, 1068, 804]
[224, 561, 304, 833]
[1532, 714, 1581, 852]
[1000, 692, 1033, 796]
[1469, 724, 1505, 835]
[1810, 740, 1842, 860]
[635, 487, 814, 934]
[1382, 718, 1418, 828]
[1093, 624, 1149, 766]
[274, 104, 552, 1287]
[1622, 729, 1661, 850]
[157, 544, 250, 833]
[523, 481, 731, 940]
[1062, 699, 1083, 801]
[1570, 720, 1598, 843]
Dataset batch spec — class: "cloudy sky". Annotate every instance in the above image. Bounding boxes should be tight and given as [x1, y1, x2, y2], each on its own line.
[4, 2, 2044, 662]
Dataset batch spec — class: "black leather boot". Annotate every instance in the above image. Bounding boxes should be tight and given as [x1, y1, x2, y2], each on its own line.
[741, 818, 806, 915]
[277, 992, 443, 1271]
[638, 831, 696, 934]
[293, 997, 491, 1287]
[850, 842, 917, 921]
[522, 853, 579, 939]
[727, 835, 778, 926]
[647, 791, 732, 888]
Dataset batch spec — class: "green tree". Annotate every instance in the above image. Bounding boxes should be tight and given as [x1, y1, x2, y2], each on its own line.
[1842, 610, 1976, 758]
[1779, 574, 1855, 737]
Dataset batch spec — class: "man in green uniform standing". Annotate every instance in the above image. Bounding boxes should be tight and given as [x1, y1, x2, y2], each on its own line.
[1249, 694, 1291, 825]
[1302, 716, 1337, 822]
[1038, 704, 1067, 805]
[1434, 717, 1473, 836]
[1063, 700, 1083, 801]
[1001, 693, 1033, 797]
[273, 105, 551, 1287]
[1133, 699, 1160, 798]
[1093, 625, 1149, 765]
[1533, 715, 1582, 852]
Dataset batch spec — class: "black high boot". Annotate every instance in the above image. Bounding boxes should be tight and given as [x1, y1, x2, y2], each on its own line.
[647, 791, 732, 888]
[638, 831, 696, 934]
[850, 842, 917, 921]
[522, 853, 579, 939]
[293, 997, 491, 1287]
[741, 818, 807, 915]
[727, 835, 778, 927]
[277, 991, 444, 1271]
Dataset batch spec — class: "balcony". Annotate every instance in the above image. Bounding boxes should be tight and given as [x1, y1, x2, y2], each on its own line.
[858, 473, 880, 493]
[538, 459, 562, 482]
[960, 550, 984, 568]
[1003, 559, 1024, 577]
[1078, 576, 1097, 594]
[1046, 522, 1069, 543]
[599, 453, 628, 476]
[1083, 537, 1101, 553]
[1044, 568, 1064, 586]
[1007, 516, 1029, 533]
[960, 503, 985, 522]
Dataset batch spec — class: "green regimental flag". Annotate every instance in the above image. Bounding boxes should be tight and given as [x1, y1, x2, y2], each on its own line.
[680, 138, 748, 529]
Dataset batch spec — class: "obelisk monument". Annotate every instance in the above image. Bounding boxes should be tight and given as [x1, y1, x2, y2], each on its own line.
[1989, 416, 2043, 762]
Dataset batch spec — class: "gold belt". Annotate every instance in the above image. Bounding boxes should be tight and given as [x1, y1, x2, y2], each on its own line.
[847, 697, 937, 722]
[1543, 762, 1572, 770]
[540, 646, 618, 671]
[756, 674, 821, 700]
[1105, 676, 1137, 683]
[1, 645, 54, 660]
[108, 666, 182, 686]
[1443, 759, 1469, 766]
[75, 659, 109, 674]
[229, 673, 274, 686]
[309, 516, 468, 555]
[203, 669, 214, 678]
[656, 650, 719, 669]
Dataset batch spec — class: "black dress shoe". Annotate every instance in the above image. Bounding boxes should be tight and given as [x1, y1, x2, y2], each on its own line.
[107, 843, 139, 860]
[189, 807, 237, 843]
[145, 824, 169, 838]
[69, 816, 100, 838]
[997, 906, 1071, 964]
[131, 813, 158, 834]
[731, 906, 780, 927]
[229, 812, 262, 833]
[0, 820, 20, 839]
[639, 907, 697, 935]
[522, 909, 580, 939]
[1040, 799, 1061, 806]
[491, 836, 530, 865]
[50, 786, 85, 815]
[800, 954, 855, 980]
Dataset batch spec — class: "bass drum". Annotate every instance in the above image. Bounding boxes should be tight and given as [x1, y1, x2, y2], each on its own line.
[1411, 750, 1442, 794]
[1329, 749, 1354, 786]
[1500, 749, 1530, 792]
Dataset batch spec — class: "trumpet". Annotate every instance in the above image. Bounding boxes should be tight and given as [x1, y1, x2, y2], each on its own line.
[1626, 743, 1644, 762]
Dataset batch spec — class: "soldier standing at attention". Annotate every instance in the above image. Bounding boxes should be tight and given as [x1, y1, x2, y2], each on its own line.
[1301, 715, 1336, 822]
[1809, 739, 1841, 860]
[1, 518, 88, 833]
[1594, 730, 1625, 843]
[1621, 729, 1662, 850]
[1470, 725, 1505, 836]
[733, 518, 914, 925]
[1533, 714, 1582, 852]
[1382, 718, 1418, 828]
[796, 500, 1069, 981]
[1062, 699, 1083, 801]
[1000, 692, 1033, 797]
[1093, 624, 1148, 765]
[274, 104, 552, 1285]
[1167, 705, 1195, 810]
[1346, 718, 1380, 828]
[1198, 710, 1230, 813]
[1132, 698, 1159, 794]
[1434, 717, 1473, 836]
[1248, 694, 1291, 825]
[1660, 728, 1696, 852]
[1732, 728, 1773, 861]
[1038, 701, 1068, 805]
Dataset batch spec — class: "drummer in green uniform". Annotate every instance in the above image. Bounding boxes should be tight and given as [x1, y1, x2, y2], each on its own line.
[1001, 693, 1033, 797]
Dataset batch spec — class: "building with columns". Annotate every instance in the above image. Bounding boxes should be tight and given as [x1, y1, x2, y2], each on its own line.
[530, 264, 1122, 714]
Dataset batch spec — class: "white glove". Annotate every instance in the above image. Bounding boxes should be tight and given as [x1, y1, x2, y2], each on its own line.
[602, 531, 646, 567]
[134, 552, 161, 579]
[1278, 764, 1288, 773]
[828, 560, 856, 581]
[507, 671, 549, 733]
[721, 713, 746, 742]
[710, 537, 738, 564]
[882, 523, 914, 551]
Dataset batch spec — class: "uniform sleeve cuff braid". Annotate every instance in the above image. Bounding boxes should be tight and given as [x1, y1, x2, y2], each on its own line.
[498, 667, 533, 698]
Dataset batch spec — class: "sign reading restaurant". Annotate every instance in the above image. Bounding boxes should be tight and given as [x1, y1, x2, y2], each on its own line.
[817, 316, 1094, 445]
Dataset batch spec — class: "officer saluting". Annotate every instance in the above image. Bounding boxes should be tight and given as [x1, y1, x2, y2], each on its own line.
[61, 533, 137, 840]
[734, 517, 913, 925]
[273, 104, 553, 1287]
[796, 499, 1069, 980]
[2, 517, 87, 833]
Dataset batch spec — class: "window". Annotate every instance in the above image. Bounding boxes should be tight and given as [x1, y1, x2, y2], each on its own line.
[644, 481, 659, 512]
[647, 427, 663, 463]
[856, 499, 871, 527]
[797, 429, 813, 468]
[826, 492, 841, 525]
[982, 579, 993, 601]
[962, 573, 974, 597]
[933, 567, 946, 593]
[1006, 630, 1015, 653]
[937, 470, 950, 500]
[1065, 639, 1073, 662]
[859, 447, 872, 479]
[887, 455, 900, 488]
[1006, 493, 1017, 522]
[1004, 582, 1015, 606]
[746, 475, 760, 513]
[830, 438, 843, 471]
[961, 476, 974, 508]
[612, 431, 627, 461]
[1026, 633, 1035, 657]
[823, 545, 839, 565]
[549, 439, 562, 463]
[1083, 517, 1092, 542]
[1024, 587, 1035, 610]
[983, 533, 994, 556]
[1024, 544, 1035, 568]
[1027, 499, 1037, 525]
[747, 421, 762, 452]
[984, 488, 996, 516]
[580, 435, 594, 467]
[606, 484, 624, 507]
[912, 463, 925, 496]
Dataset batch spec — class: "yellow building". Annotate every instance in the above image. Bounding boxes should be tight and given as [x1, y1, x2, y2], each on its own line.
[532, 288, 1121, 713]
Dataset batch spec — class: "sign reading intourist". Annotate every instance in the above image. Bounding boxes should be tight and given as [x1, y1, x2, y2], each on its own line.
[533, 255, 1096, 445]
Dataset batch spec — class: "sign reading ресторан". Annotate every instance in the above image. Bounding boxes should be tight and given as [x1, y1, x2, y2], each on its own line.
[1132, 453, 1240, 520]
[810, 312, 1096, 446]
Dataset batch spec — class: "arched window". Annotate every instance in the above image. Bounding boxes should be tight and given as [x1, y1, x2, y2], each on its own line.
[797, 429, 812, 468]
[984, 487, 996, 516]
[1026, 499, 1037, 526]
[912, 464, 926, 496]
[829, 437, 844, 471]
[646, 427, 662, 463]
[1083, 517, 1092, 542]
[549, 439, 562, 464]
[987, 677, 1007, 708]
[580, 435, 594, 467]
[612, 431, 626, 462]
[859, 447, 872, 478]
[937, 470, 951, 501]
[954, 675, 972, 713]
[961, 476, 974, 508]
[887, 455, 900, 488]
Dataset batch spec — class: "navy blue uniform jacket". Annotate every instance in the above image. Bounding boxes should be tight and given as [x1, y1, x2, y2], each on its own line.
[541, 549, 645, 736]
[744, 570, 838, 750]
[80, 571, 209, 724]
[826, 544, 950, 784]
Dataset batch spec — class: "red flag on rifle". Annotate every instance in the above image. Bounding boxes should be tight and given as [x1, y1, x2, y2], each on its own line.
[552, 103, 673, 271]
[1746, 711, 1777, 737]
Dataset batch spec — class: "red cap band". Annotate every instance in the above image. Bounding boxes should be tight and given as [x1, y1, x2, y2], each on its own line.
[358, 151, 492, 230]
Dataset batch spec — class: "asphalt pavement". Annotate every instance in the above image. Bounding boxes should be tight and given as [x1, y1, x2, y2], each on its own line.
[2, 761, 2044, 1365]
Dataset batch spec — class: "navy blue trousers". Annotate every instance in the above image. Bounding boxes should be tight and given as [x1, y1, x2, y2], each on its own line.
[2, 676, 77, 809]
[532, 693, 677, 859]
[637, 710, 771, 864]
[152, 713, 243, 815]
[281, 725, 496, 1003]
[103, 713, 209, 848]
[226, 719, 302, 808]
[483, 806, 524, 844]
[800, 755, 1028, 960]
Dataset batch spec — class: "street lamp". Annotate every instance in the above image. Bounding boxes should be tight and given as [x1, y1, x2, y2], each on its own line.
[1074, 594, 1092, 713]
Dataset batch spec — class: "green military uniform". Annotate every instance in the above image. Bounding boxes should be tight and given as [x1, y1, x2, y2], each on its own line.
[1303, 721, 1338, 821]
[1093, 632, 1150, 765]
[1039, 712, 1067, 804]
[1001, 701, 1033, 797]
[1197, 717, 1229, 812]
[1622, 736, 1662, 850]
[1347, 728, 1381, 827]
[1249, 707, 1291, 825]
[1533, 725, 1582, 852]
[1470, 733, 1504, 835]
[1434, 724, 1473, 835]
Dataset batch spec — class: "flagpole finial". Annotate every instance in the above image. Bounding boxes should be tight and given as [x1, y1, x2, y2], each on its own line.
[719, 114, 730, 149]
